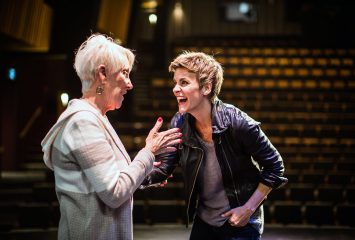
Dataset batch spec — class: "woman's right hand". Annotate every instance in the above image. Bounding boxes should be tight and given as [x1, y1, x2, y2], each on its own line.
[145, 117, 182, 155]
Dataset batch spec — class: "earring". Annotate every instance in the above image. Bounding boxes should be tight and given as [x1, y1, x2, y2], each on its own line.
[96, 85, 104, 95]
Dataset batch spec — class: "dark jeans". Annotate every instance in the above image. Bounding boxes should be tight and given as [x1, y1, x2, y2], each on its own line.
[190, 216, 261, 240]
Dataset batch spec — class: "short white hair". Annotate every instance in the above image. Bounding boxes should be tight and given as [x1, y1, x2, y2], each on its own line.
[74, 33, 135, 94]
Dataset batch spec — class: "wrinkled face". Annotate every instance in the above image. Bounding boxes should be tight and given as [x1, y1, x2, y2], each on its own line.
[105, 67, 133, 110]
[172, 68, 207, 115]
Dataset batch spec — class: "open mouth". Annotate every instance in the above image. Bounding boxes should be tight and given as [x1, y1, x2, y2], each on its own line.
[177, 98, 187, 104]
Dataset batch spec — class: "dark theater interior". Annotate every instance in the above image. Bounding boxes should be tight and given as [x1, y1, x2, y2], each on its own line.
[1, 0, 355, 239]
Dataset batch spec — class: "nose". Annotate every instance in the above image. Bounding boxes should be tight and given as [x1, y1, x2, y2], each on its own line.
[173, 84, 180, 94]
[126, 78, 133, 90]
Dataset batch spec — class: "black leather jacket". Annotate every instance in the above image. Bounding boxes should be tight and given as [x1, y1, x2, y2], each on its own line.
[142, 100, 288, 232]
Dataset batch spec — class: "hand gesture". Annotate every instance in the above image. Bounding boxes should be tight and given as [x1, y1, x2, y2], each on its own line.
[145, 117, 182, 155]
[221, 205, 254, 227]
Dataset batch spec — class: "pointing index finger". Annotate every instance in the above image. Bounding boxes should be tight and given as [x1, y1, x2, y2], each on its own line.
[151, 117, 163, 133]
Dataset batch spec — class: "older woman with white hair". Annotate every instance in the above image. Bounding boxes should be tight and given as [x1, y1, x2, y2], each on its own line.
[41, 33, 181, 240]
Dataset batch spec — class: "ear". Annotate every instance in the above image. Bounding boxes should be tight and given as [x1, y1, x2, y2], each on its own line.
[97, 65, 107, 84]
[202, 82, 212, 96]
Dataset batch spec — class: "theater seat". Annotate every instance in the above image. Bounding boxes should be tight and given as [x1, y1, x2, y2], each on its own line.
[148, 200, 185, 224]
[305, 202, 334, 226]
[317, 184, 344, 203]
[336, 204, 355, 226]
[133, 200, 149, 224]
[267, 187, 288, 201]
[273, 201, 303, 224]
[288, 184, 316, 202]
[18, 203, 52, 228]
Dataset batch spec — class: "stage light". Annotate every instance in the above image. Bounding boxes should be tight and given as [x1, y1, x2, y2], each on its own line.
[60, 93, 69, 107]
[173, 2, 184, 21]
[239, 2, 249, 14]
[8, 68, 16, 81]
[149, 14, 157, 24]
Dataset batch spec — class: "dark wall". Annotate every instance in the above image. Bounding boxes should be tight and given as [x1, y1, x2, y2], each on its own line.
[46, 0, 101, 99]
[285, 0, 355, 47]
[48, 0, 100, 54]
[0, 53, 67, 170]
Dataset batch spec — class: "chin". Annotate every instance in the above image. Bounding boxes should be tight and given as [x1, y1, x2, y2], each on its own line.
[178, 108, 187, 114]
[115, 99, 123, 109]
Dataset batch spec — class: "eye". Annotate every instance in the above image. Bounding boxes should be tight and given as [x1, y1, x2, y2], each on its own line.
[121, 69, 129, 78]
[181, 80, 188, 86]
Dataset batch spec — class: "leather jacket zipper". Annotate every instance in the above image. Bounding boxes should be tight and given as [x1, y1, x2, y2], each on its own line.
[186, 146, 204, 224]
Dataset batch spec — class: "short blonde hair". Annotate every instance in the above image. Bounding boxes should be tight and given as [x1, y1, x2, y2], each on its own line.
[74, 33, 135, 94]
[169, 51, 223, 102]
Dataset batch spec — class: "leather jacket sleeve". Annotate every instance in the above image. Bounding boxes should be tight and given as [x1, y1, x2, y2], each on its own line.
[232, 111, 288, 189]
[140, 113, 182, 188]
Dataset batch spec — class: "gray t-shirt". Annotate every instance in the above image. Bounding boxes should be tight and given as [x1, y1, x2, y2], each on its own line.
[196, 135, 230, 227]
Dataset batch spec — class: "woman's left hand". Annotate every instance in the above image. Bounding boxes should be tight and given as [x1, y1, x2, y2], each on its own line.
[221, 205, 254, 227]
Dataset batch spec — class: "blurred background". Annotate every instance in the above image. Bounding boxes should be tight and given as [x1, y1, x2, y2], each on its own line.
[0, 0, 354, 239]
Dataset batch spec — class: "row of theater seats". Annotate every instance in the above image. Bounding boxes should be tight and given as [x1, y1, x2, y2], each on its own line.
[132, 199, 355, 226]
[136, 78, 348, 99]
[174, 46, 355, 57]
[145, 92, 353, 114]
[223, 68, 354, 78]
[264, 201, 355, 226]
